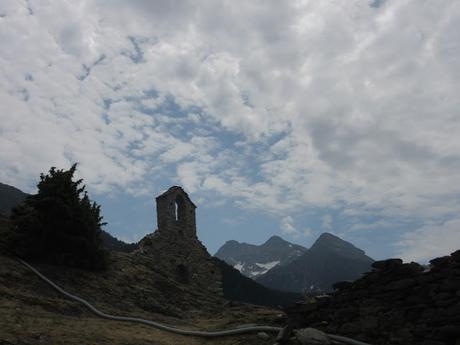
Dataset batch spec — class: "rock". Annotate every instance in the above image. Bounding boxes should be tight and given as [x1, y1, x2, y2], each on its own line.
[257, 332, 270, 340]
[315, 295, 331, 307]
[422, 341, 445, 345]
[276, 326, 292, 344]
[438, 325, 460, 339]
[440, 280, 460, 292]
[445, 304, 460, 318]
[430, 256, 451, 268]
[359, 305, 382, 316]
[361, 316, 379, 335]
[298, 302, 318, 312]
[285, 248, 460, 345]
[334, 307, 358, 321]
[339, 321, 361, 335]
[332, 281, 352, 291]
[372, 258, 402, 270]
[391, 262, 424, 276]
[295, 328, 331, 345]
[385, 278, 416, 291]
[451, 249, 460, 262]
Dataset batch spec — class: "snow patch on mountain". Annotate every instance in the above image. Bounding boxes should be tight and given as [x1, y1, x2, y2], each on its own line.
[233, 262, 244, 272]
[250, 261, 281, 276]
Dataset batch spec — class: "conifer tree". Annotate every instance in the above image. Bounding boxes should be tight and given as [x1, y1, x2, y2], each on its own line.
[10, 164, 108, 270]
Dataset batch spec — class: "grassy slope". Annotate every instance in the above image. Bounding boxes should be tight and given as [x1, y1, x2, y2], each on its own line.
[0, 254, 284, 345]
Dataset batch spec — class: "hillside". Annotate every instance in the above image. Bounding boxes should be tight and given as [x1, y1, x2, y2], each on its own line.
[212, 257, 302, 308]
[0, 253, 283, 345]
[257, 233, 374, 292]
[0, 182, 28, 216]
[215, 236, 307, 278]
[0, 183, 300, 309]
[100, 230, 139, 252]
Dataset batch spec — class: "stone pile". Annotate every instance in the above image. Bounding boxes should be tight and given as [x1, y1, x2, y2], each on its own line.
[285, 250, 460, 345]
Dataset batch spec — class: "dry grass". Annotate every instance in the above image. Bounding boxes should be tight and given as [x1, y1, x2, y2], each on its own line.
[0, 255, 283, 345]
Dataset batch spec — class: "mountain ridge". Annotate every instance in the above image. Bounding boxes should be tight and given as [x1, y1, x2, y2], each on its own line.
[215, 235, 307, 278]
[256, 232, 374, 293]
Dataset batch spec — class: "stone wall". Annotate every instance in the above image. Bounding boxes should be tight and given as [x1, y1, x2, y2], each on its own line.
[286, 250, 460, 345]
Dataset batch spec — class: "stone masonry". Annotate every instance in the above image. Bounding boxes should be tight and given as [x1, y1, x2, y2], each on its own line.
[286, 250, 460, 345]
[138, 186, 223, 309]
[155, 185, 197, 239]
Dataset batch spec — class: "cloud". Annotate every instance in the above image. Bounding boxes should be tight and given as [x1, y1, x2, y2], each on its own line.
[1, 0, 460, 258]
[302, 227, 313, 238]
[395, 219, 460, 263]
[321, 215, 333, 230]
[280, 216, 297, 237]
[280, 216, 312, 239]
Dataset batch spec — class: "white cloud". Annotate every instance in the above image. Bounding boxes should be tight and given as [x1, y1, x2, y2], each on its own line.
[280, 216, 297, 237]
[280, 216, 312, 239]
[1, 0, 460, 257]
[396, 219, 460, 263]
[321, 215, 333, 230]
[302, 227, 313, 238]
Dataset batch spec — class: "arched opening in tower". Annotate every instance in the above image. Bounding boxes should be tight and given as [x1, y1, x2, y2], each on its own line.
[174, 194, 185, 222]
[175, 201, 179, 221]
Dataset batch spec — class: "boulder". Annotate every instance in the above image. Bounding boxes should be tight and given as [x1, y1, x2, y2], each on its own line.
[450, 249, 460, 262]
[295, 328, 331, 345]
[371, 258, 403, 271]
[257, 331, 270, 340]
[429, 256, 451, 268]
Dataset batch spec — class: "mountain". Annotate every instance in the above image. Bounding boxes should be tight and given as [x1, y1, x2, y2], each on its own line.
[0, 182, 28, 216]
[100, 231, 139, 253]
[0, 182, 137, 253]
[212, 257, 302, 308]
[256, 232, 374, 293]
[214, 235, 307, 278]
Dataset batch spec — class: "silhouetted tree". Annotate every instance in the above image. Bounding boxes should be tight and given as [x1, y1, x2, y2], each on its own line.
[10, 164, 108, 270]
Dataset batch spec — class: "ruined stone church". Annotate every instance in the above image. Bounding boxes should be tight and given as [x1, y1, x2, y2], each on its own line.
[138, 186, 222, 297]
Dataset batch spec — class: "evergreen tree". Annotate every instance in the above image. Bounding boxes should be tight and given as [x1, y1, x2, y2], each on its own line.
[10, 164, 108, 270]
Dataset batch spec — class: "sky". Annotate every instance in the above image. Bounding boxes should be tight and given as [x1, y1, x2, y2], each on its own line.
[1, 0, 460, 263]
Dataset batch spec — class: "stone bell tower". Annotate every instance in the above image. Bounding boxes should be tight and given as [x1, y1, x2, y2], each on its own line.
[137, 186, 223, 302]
[155, 186, 197, 239]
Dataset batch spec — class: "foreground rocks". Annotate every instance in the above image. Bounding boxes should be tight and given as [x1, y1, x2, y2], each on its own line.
[286, 250, 460, 345]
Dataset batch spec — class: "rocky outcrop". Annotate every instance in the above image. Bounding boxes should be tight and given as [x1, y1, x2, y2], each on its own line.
[286, 250, 460, 345]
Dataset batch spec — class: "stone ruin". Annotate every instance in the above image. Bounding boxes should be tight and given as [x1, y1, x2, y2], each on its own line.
[286, 251, 460, 345]
[138, 186, 223, 300]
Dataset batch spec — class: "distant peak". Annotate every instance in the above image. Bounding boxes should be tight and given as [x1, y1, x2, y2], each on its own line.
[312, 232, 349, 247]
[264, 235, 286, 244]
[311, 232, 365, 256]
[317, 232, 341, 241]
[224, 240, 240, 245]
